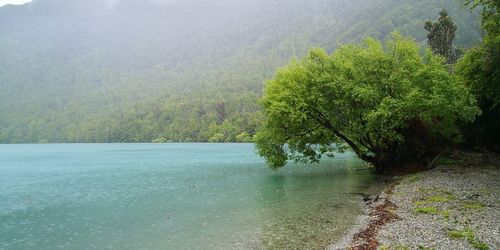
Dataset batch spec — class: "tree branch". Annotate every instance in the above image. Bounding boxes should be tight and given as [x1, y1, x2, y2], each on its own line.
[307, 109, 376, 163]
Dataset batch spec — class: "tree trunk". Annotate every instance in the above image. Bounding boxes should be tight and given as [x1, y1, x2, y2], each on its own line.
[372, 150, 402, 175]
[369, 119, 444, 175]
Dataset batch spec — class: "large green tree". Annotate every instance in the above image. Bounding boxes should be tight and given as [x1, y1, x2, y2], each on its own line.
[256, 34, 478, 174]
[457, 0, 500, 151]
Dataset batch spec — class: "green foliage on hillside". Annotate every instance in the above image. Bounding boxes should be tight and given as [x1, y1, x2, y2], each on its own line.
[0, 0, 481, 143]
[255, 34, 479, 173]
[457, 0, 500, 151]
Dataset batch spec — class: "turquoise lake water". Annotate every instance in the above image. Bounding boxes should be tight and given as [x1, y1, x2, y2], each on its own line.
[0, 143, 383, 249]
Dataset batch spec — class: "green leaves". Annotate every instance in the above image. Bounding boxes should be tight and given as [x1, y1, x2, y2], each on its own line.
[457, 0, 500, 151]
[424, 10, 459, 64]
[256, 34, 479, 171]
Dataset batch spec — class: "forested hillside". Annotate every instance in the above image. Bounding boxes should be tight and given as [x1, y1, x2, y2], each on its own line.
[0, 0, 481, 143]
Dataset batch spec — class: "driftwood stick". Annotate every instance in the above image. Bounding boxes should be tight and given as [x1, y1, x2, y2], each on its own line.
[427, 151, 445, 170]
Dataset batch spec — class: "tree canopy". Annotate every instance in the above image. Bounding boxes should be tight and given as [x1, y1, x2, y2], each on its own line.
[425, 10, 460, 64]
[460, 0, 499, 108]
[457, 0, 500, 151]
[256, 34, 479, 174]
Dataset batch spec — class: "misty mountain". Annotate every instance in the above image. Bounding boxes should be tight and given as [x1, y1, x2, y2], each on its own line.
[0, 0, 481, 143]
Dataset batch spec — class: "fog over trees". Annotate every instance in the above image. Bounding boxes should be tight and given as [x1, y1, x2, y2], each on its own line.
[0, 0, 481, 143]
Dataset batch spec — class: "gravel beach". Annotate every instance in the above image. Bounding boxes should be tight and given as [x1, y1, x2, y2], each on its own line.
[334, 151, 500, 250]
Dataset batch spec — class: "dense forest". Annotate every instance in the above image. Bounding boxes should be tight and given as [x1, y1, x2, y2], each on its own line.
[0, 0, 481, 143]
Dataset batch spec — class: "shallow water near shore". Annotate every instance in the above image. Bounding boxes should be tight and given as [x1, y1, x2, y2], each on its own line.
[0, 143, 384, 249]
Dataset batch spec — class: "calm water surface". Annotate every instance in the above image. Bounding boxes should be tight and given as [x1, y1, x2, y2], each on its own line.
[0, 143, 383, 249]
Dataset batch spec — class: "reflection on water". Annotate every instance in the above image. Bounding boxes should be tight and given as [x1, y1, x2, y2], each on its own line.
[0, 144, 383, 249]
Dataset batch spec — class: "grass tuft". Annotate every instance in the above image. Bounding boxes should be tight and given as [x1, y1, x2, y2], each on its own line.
[447, 228, 489, 250]
[406, 173, 423, 182]
[462, 201, 485, 210]
[441, 210, 451, 218]
[435, 157, 456, 166]
[427, 195, 455, 202]
[418, 246, 435, 250]
[414, 206, 439, 214]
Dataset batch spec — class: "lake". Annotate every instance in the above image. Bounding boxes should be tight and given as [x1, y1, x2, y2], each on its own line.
[0, 143, 383, 249]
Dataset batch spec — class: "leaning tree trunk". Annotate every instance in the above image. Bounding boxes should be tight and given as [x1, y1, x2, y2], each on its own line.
[368, 119, 444, 175]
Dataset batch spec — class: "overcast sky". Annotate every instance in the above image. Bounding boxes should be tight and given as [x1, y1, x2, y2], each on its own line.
[0, 0, 31, 7]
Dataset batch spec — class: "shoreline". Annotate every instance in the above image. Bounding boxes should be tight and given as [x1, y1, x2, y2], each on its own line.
[330, 151, 500, 250]
[328, 180, 400, 250]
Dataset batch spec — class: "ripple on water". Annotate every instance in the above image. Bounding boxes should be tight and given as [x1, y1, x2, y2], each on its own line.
[0, 144, 384, 249]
